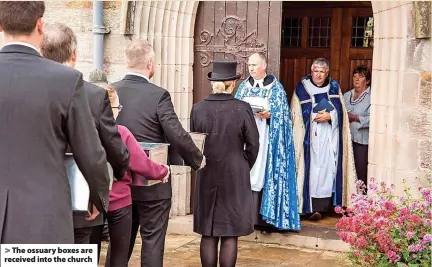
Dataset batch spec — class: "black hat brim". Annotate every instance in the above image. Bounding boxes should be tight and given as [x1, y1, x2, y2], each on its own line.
[207, 72, 241, 81]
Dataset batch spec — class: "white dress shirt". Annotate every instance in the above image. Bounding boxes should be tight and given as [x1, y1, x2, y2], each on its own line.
[126, 72, 151, 83]
[3, 41, 40, 53]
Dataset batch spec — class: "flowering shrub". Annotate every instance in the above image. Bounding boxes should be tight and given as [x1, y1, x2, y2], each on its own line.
[335, 179, 432, 267]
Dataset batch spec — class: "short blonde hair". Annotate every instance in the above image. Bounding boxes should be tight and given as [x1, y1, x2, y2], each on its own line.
[211, 80, 235, 94]
[106, 85, 119, 107]
[125, 39, 155, 69]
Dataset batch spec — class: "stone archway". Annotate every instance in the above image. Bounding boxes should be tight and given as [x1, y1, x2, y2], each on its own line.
[133, 1, 430, 214]
[131, 1, 200, 216]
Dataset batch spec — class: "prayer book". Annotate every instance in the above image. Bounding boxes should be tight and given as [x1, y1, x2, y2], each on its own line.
[313, 98, 334, 113]
[250, 104, 264, 113]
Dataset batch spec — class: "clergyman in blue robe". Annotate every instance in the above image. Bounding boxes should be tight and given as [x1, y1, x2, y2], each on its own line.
[291, 58, 357, 221]
[235, 53, 300, 231]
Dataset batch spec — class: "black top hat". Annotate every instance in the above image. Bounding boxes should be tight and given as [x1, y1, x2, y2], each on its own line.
[207, 60, 241, 81]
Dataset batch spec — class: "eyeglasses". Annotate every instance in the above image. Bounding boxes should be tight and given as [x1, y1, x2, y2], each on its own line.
[112, 104, 123, 112]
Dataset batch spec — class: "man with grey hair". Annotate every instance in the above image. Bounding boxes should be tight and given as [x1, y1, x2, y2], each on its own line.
[291, 58, 357, 221]
[235, 53, 300, 231]
[111, 39, 205, 267]
[41, 22, 130, 245]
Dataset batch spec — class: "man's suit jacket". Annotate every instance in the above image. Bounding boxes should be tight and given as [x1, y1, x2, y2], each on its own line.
[73, 81, 130, 229]
[112, 75, 203, 201]
[0, 44, 110, 244]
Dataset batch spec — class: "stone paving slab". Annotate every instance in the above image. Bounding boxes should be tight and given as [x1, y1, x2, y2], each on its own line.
[99, 234, 350, 267]
[167, 215, 350, 252]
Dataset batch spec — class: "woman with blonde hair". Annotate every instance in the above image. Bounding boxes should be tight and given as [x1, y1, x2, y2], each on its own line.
[103, 85, 169, 267]
[191, 60, 260, 267]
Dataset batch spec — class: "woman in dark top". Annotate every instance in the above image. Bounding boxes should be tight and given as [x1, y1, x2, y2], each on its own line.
[191, 60, 260, 267]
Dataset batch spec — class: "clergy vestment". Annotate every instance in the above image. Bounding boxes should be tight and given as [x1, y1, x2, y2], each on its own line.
[235, 75, 300, 230]
[291, 75, 357, 214]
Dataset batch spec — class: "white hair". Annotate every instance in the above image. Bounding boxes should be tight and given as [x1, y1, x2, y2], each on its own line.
[125, 39, 155, 69]
[311, 58, 330, 72]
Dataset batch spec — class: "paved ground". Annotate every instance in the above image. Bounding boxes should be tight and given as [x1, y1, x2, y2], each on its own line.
[98, 234, 350, 267]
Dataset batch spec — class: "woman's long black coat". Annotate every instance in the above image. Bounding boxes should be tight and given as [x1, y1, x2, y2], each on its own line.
[190, 93, 260, 237]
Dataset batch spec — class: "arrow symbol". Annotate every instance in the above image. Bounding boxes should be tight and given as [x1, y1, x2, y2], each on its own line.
[5, 248, 10, 253]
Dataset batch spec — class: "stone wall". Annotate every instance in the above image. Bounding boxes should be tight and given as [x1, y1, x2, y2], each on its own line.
[369, 1, 431, 197]
[44, 1, 129, 82]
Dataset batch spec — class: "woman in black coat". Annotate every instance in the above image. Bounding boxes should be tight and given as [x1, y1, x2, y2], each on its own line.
[190, 60, 260, 267]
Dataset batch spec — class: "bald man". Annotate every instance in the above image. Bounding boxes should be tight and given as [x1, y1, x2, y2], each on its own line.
[235, 53, 300, 231]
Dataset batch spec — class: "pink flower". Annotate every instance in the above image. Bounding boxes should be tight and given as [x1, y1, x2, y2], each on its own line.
[339, 232, 355, 245]
[334, 206, 344, 214]
[408, 202, 419, 210]
[375, 217, 389, 229]
[336, 181, 431, 266]
[408, 214, 423, 226]
[355, 236, 368, 249]
[382, 201, 397, 212]
[353, 249, 360, 257]
[423, 234, 432, 243]
[406, 232, 415, 239]
[386, 250, 400, 263]
[399, 207, 410, 217]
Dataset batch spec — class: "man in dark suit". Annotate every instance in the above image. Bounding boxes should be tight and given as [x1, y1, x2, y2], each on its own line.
[111, 39, 205, 267]
[0, 1, 110, 244]
[41, 22, 130, 245]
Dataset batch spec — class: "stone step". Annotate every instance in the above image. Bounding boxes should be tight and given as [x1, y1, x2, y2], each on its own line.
[167, 215, 350, 252]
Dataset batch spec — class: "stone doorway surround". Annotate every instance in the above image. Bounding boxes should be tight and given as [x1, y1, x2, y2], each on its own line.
[130, 1, 431, 216]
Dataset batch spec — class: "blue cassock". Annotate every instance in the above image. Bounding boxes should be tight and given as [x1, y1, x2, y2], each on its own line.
[295, 76, 345, 214]
[236, 75, 300, 231]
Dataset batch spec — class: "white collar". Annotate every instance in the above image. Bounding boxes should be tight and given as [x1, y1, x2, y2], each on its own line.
[3, 42, 40, 54]
[126, 72, 151, 83]
[250, 75, 267, 88]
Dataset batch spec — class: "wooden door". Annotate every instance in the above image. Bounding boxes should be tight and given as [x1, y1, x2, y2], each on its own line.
[193, 1, 282, 103]
[280, 1, 373, 100]
[191, 1, 282, 212]
[339, 7, 374, 91]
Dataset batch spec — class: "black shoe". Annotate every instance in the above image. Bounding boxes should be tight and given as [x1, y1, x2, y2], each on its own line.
[309, 212, 322, 221]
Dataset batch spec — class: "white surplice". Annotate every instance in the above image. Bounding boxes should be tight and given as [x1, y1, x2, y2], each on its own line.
[242, 79, 271, 192]
[304, 80, 339, 198]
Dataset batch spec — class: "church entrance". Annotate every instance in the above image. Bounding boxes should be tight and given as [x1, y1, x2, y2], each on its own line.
[191, 1, 374, 230]
[191, 1, 283, 211]
[279, 1, 373, 229]
[280, 1, 373, 99]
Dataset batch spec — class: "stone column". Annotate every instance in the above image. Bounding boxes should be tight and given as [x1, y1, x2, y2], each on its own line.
[133, 1, 199, 215]
[369, 2, 431, 197]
